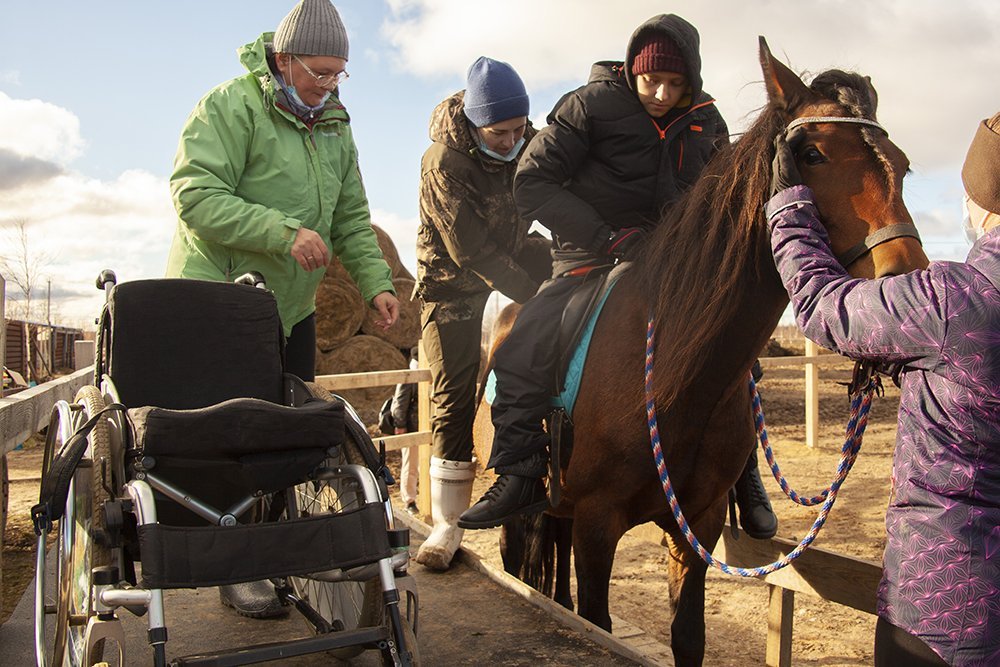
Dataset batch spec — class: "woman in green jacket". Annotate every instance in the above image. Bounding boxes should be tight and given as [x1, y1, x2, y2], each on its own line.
[166, 0, 398, 619]
[168, 0, 398, 384]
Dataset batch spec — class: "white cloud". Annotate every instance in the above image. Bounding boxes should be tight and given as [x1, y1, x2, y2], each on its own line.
[0, 168, 175, 329]
[0, 93, 173, 328]
[382, 0, 1000, 175]
[0, 91, 86, 165]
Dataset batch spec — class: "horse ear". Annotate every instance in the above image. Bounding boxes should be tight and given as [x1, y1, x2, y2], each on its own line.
[758, 36, 812, 117]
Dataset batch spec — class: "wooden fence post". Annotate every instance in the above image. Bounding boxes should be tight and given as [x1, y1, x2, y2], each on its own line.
[805, 338, 819, 448]
[766, 584, 794, 667]
[416, 340, 432, 520]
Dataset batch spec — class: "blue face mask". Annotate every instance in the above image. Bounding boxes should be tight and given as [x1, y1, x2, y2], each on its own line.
[478, 136, 525, 163]
[286, 85, 331, 113]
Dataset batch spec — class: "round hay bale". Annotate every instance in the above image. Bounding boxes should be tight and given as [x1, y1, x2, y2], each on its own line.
[315, 278, 365, 351]
[316, 335, 407, 424]
[360, 278, 419, 350]
[372, 224, 415, 281]
[323, 257, 351, 283]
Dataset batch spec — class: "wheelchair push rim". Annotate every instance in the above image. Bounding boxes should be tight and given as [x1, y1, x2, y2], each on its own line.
[35, 386, 115, 667]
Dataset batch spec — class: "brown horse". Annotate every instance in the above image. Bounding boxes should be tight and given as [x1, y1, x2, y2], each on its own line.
[488, 39, 929, 666]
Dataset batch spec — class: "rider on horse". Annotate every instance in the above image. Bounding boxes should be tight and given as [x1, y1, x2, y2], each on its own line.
[460, 14, 779, 540]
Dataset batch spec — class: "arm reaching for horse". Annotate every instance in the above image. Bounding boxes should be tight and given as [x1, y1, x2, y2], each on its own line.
[420, 168, 539, 304]
[767, 185, 950, 373]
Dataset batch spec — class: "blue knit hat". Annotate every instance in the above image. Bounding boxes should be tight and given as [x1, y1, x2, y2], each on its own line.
[463, 57, 529, 128]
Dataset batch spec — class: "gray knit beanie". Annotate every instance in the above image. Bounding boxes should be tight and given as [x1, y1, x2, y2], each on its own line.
[274, 0, 349, 59]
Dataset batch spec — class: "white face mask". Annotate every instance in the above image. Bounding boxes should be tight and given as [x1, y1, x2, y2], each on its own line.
[963, 195, 986, 244]
[478, 136, 525, 163]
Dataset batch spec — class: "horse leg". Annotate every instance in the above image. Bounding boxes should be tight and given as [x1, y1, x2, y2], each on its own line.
[573, 498, 626, 632]
[657, 502, 726, 667]
[553, 517, 574, 610]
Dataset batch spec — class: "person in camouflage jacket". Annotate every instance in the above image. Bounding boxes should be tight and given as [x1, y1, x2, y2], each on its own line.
[413, 57, 551, 571]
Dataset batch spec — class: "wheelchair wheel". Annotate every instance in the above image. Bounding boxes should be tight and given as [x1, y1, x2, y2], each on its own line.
[51, 386, 113, 666]
[286, 383, 379, 659]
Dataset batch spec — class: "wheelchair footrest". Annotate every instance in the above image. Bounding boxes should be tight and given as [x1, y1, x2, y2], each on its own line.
[170, 625, 391, 666]
[139, 504, 391, 589]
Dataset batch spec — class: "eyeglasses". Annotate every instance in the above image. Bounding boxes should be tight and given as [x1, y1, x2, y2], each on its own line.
[293, 55, 349, 89]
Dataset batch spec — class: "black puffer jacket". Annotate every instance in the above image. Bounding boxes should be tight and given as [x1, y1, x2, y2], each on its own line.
[514, 14, 729, 276]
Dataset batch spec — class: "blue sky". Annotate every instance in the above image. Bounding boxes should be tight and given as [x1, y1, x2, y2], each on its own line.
[1, 0, 997, 327]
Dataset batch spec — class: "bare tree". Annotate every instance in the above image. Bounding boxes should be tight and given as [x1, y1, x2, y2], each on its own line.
[1, 219, 56, 381]
[0, 218, 54, 322]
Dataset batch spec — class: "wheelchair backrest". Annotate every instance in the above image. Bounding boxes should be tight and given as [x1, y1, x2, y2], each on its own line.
[97, 279, 286, 409]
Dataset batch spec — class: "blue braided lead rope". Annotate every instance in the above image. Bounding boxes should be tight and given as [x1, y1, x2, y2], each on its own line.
[645, 315, 877, 577]
[750, 374, 871, 506]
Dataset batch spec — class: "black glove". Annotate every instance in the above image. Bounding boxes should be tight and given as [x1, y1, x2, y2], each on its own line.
[603, 227, 646, 259]
[770, 127, 805, 196]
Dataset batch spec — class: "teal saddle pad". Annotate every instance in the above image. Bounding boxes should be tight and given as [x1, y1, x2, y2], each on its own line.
[484, 279, 619, 419]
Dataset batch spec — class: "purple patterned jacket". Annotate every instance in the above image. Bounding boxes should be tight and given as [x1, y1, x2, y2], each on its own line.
[767, 186, 1000, 667]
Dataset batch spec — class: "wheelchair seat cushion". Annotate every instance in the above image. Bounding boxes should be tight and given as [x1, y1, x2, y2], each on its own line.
[128, 397, 344, 500]
[129, 397, 343, 459]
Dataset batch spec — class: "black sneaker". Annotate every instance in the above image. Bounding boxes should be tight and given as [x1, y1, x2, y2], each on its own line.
[457, 474, 549, 529]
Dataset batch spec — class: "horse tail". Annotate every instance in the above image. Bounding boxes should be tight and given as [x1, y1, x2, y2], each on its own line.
[500, 513, 574, 610]
[500, 514, 556, 597]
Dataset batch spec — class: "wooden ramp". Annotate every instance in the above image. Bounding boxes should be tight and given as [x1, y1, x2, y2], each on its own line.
[0, 515, 657, 666]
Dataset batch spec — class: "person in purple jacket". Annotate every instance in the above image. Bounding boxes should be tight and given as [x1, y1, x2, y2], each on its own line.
[767, 112, 1000, 667]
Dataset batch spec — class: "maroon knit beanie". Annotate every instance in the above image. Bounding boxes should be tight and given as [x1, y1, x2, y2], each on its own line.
[631, 32, 685, 76]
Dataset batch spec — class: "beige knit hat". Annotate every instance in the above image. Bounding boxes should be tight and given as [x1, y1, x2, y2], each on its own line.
[961, 111, 1000, 213]
[274, 0, 349, 59]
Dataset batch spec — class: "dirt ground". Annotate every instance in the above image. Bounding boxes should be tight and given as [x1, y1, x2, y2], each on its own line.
[2, 354, 897, 666]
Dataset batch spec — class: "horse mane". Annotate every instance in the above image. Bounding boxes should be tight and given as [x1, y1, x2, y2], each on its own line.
[634, 68, 882, 411]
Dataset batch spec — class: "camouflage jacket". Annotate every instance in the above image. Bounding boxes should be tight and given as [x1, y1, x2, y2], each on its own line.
[416, 91, 550, 320]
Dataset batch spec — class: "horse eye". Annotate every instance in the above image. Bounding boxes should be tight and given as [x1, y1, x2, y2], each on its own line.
[802, 147, 825, 166]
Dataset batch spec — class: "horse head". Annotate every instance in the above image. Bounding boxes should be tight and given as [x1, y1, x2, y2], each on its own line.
[759, 37, 929, 278]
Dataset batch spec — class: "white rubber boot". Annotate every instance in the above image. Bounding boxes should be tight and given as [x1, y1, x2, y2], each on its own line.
[414, 457, 476, 571]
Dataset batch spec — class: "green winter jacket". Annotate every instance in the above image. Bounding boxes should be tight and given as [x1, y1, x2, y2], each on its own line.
[167, 33, 393, 336]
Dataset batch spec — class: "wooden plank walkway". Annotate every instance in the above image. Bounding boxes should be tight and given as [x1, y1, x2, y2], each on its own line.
[0, 515, 654, 666]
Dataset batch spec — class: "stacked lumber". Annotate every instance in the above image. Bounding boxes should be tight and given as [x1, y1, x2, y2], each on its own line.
[315, 224, 418, 423]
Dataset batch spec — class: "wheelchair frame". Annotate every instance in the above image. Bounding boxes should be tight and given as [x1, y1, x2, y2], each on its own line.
[33, 272, 419, 667]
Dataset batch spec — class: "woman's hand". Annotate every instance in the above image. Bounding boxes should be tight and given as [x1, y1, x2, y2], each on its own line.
[290, 227, 330, 272]
[372, 292, 399, 330]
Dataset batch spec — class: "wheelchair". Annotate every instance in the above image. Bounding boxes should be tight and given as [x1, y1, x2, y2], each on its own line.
[32, 271, 419, 666]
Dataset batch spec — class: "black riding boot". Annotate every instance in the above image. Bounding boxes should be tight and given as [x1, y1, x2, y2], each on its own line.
[457, 474, 549, 529]
[734, 448, 777, 539]
[459, 452, 549, 529]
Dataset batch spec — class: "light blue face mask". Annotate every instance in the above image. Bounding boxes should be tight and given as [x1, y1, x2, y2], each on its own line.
[286, 85, 331, 113]
[479, 136, 525, 163]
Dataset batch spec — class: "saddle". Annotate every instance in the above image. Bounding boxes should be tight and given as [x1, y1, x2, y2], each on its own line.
[547, 261, 631, 505]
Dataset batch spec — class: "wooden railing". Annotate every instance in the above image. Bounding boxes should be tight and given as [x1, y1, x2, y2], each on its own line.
[0, 368, 91, 456]
[315, 364, 435, 518]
